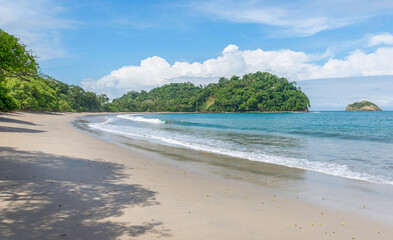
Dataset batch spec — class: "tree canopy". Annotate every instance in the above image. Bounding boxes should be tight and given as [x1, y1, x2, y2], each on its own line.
[4, 74, 110, 112]
[108, 72, 310, 112]
[0, 29, 38, 82]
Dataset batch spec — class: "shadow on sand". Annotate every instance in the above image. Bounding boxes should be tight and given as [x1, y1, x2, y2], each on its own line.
[0, 126, 45, 133]
[0, 147, 171, 240]
[0, 116, 37, 126]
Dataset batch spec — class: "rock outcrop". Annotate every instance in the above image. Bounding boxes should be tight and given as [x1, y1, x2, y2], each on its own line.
[345, 100, 382, 111]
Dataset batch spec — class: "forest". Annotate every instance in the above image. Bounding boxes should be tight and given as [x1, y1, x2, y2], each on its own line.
[109, 73, 310, 112]
[1, 29, 310, 113]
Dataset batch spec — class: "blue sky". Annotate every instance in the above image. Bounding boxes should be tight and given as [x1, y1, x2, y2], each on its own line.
[1, 0, 393, 110]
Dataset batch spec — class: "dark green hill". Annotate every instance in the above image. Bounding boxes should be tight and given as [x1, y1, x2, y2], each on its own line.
[109, 72, 310, 112]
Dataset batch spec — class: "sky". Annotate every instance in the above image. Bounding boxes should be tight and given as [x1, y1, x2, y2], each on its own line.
[1, 0, 393, 110]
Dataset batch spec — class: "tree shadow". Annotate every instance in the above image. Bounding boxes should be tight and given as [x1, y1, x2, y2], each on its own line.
[0, 147, 171, 239]
[0, 116, 37, 126]
[20, 111, 65, 116]
[0, 126, 45, 133]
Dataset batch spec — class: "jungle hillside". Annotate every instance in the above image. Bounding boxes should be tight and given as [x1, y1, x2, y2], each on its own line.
[110, 73, 310, 112]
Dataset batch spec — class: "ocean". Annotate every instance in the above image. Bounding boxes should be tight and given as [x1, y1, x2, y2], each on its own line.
[74, 111, 393, 220]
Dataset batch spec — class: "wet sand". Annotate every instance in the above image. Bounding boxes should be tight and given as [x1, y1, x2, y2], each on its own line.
[0, 112, 392, 240]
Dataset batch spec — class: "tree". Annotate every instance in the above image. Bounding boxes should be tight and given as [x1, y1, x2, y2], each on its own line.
[0, 29, 39, 111]
[0, 83, 18, 111]
[0, 29, 38, 82]
[6, 76, 57, 111]
[98, 94, 109, 105]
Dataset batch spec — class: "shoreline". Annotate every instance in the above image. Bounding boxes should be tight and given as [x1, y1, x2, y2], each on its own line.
[1, 112, 392, 239]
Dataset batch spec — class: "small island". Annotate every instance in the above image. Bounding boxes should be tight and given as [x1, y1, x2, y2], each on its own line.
[345, 100, 382, 111]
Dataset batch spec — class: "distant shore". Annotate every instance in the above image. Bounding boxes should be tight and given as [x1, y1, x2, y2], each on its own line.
[1, 112, 392, 240]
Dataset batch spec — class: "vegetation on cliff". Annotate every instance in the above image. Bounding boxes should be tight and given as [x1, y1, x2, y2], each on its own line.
[108, 72, 310, 112]
[345, 100, 382, 111]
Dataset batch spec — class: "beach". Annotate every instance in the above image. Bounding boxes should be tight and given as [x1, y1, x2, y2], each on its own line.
[1, 112, 392, 240]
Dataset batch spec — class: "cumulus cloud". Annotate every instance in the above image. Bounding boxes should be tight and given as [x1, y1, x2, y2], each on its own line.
[368, 33, 393, 46]
[0, 0, 76, 60]
[82, 43, 393, 98]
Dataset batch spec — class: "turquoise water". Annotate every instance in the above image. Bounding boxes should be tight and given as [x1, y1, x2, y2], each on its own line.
[85, 111, 393, 185]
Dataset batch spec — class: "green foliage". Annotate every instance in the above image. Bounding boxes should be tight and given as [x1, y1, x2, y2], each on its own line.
[4, 74, 109, 112]
[6, 75, 57, 110]
[348, 101, 378, 109]
[58, 99, 73, 112]
[345, 100, 382, 111]
[110, 82, 204, 112]
[110, 72, 310, 112]
[207, 72, 310, 112]
[0, 29, 38, 83]
[44, 76, 109, 112]
[0, 82, 18, 111]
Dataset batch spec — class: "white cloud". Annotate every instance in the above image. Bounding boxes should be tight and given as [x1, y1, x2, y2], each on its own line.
[311, 48, 393, 78]
[368, 33, 393, 46]
[0, 0, 76, 60]
[83, 42, 393, 98]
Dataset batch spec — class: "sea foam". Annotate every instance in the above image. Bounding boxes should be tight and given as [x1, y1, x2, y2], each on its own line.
[117, 114, 165, 124]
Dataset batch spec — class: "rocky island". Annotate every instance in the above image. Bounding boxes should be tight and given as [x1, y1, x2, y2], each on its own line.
[345, 100, 382, 111]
